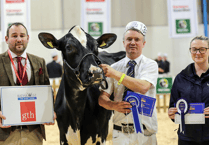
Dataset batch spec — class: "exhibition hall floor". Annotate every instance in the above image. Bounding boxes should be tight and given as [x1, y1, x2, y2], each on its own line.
[43, 110, 178, 145]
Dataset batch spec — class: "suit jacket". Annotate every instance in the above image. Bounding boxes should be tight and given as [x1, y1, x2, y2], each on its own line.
[0, 51, 50, 141]
[164, 60, 170, 73]
[47, 60, 63, 78]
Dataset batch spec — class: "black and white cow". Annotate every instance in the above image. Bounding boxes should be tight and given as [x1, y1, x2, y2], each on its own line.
[38, 26, 125, 145]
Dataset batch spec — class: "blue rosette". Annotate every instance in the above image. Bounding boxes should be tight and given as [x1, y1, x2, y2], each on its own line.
[124, 91, 143, 133]
[176, 98, 190, 134]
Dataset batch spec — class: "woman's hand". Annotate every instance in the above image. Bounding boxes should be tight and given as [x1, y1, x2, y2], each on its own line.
[204, 107, 209, 118]
[168, 107, 178, 119]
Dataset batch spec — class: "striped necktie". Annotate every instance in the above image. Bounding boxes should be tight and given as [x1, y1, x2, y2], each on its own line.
[123, 60, 136, 99]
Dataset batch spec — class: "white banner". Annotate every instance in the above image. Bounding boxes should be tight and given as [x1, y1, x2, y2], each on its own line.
[81, 0, 111, 38]
[167, 0, 198, 38]
[1, 0, 31, 42]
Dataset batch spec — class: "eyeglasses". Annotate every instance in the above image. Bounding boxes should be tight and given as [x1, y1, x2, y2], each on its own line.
[189, 47, 209, 54]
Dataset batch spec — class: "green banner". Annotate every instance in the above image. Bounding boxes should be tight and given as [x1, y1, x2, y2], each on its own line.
[176, 19, 191, 34]
[156, 77, 172, 94]
[88, 22, 103, 37]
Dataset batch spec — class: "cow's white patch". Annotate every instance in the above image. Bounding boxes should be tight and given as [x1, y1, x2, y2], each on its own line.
[89, 64, 102, 84]
[89, 64, 102, 73]
[98, 48, 109, 53]
[71, 26, 87, 48]
[66, 126, 106, 145]
[66, 126, 80, 145]
[106, 112, 114, 144]
[85, 135, 103, 145]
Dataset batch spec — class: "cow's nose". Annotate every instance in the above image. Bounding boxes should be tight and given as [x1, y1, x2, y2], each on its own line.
[89, 65, 102, 74]
[88, 66, 103, 80]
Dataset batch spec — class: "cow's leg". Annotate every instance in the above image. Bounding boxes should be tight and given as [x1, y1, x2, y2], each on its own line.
[59, 130, 68, 145]
[56, 117, 68, 145]
[66, 126, 81, 145]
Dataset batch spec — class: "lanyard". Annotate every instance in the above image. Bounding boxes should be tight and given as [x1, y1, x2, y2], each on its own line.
[8, 50, 28, 86]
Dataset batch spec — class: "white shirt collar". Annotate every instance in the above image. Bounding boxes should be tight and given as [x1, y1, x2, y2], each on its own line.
[124, 54, 143, 67]
[8, 49, 27, 59]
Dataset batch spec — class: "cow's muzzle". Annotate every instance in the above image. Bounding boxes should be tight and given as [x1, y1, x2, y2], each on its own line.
[88, 67, 108, 89]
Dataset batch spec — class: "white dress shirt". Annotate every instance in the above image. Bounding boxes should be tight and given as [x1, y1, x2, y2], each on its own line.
[9, 49, 31, 84]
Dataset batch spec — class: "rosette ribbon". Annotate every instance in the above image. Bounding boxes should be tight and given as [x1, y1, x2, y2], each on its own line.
[176, 98, 189, 134]
[124, 93, 143, 133]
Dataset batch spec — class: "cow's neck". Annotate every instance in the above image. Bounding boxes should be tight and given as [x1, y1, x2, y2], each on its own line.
[63, 70, 88, 128]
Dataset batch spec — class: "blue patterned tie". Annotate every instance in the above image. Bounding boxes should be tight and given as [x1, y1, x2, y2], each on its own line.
[123, 60, 136, 99]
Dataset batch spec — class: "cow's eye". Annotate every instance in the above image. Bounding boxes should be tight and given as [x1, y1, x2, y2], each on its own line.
[96, 60, 101, 65]
[66, 45, 77, 54]
[94, 57, 101, 65]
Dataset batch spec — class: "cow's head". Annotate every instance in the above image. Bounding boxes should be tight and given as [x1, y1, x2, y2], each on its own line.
[38, 25, 117, 91]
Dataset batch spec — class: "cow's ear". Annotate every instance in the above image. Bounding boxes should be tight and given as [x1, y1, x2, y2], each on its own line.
[38, 33, 59, 49]
[97, 33, 117, 49]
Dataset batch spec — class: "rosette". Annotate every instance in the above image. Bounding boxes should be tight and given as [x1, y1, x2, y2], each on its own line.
[124, 92, 143, 133]
[176, 98, 189, 134]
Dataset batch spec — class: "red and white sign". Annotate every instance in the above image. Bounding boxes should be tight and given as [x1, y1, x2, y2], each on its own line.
[1, 0, 31, 42]
[86, 0, 105, 2]
[20, 101, 36, 122]
[1, 85, 54, 126]
[81, 0, 111, 38]
[6, 0, 25, 3]
[167, 0, 198, 38]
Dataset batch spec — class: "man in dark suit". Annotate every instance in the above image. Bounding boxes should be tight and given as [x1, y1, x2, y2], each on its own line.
[155, 52, 165, 74]
[0, 22, 55, 145]
[47, 51, 63, 78]
[163, 53, 170, 74]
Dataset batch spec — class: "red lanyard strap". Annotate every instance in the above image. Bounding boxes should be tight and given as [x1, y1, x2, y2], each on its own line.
[8, 50, 28, 86]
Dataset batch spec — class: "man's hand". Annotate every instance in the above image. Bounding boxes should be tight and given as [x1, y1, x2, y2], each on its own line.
[112, 101, 132, 114]
[168, 107, 177, 119]
[100, 64, 117, 78]
[158, 68, 164, 73]
[0, 111, 11, 128]
[43, 112, 57, 125]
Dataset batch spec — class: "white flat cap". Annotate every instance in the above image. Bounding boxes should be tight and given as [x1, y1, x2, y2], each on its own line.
[125, 21, 147, 36]
[158, 52, 162, 56]
[51, 51, 58, 57]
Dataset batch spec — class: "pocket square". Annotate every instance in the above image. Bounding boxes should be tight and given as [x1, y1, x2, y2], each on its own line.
[39, 68, 43, 75]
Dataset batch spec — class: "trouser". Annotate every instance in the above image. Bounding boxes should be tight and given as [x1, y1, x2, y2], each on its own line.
[112, 129, 157, 145]
[178, 138, 209, 145]
[0, 128, 43, 145]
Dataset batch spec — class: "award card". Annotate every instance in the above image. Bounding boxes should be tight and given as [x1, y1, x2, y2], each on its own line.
[124, 91, 156, 117]
[175, 103, 205, 124]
